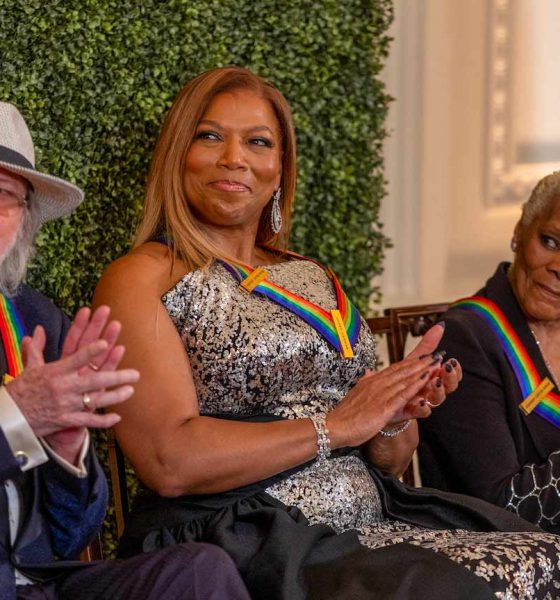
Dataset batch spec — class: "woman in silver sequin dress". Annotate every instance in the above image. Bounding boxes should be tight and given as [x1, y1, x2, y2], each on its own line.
[94, 67, 560, 600]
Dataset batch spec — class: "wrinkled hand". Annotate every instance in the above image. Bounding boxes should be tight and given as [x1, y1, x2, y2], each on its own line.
[327, 324, 446, 449]
[7, 307, 139, 452]
[43, 306, 135, 462]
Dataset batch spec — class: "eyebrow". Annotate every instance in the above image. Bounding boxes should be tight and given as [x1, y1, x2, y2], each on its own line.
[197, 119, 275, 135]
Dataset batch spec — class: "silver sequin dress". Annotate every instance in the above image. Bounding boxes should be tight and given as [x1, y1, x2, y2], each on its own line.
[163, 259, 560, 600]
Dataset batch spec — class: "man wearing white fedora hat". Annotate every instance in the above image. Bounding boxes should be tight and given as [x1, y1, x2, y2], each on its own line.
[0, 102, 250, 599]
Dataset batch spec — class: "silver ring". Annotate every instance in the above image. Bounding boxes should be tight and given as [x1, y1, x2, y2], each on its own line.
[88, 361, 100, 372]
[82, 393, 94, 411]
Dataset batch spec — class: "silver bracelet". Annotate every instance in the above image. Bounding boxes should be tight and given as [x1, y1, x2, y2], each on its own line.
[309, 413, 331, 462]
[379, 419, 412, 438]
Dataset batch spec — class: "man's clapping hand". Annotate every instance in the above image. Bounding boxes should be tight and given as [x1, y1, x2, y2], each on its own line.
[6, 306, 139, 464]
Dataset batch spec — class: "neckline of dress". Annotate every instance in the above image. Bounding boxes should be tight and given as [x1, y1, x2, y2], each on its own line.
[529, 327, 560, 389]
[217, 255, 362, 357]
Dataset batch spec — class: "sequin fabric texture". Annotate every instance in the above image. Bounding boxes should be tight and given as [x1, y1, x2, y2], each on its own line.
[163, 259, 560, 599]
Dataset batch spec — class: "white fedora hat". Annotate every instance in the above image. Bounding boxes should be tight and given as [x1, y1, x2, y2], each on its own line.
[0, 102, 84, 223]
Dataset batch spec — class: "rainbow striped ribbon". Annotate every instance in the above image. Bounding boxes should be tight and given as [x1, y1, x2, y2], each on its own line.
[454, 296, 560, 429]
[0, 294, 25, 378]
[219, 253, 361, 356]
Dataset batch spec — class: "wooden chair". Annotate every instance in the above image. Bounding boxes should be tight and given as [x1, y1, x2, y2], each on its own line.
[366, 302, 450, 364]
[106, 427, 130, 538]
[80, 532, 103, 561]
[80, 428, 130, 562]
[366, 302, 450, 486]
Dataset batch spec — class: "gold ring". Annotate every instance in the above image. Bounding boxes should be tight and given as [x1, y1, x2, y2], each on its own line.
[82, 393, 94, 411]
[88, 362, 100, 372]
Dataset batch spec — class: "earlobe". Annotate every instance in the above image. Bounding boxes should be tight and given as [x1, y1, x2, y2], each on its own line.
[511, 222, 522, 252]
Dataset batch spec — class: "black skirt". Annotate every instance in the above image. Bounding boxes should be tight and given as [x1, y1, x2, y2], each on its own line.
[118, 458, 538, 600]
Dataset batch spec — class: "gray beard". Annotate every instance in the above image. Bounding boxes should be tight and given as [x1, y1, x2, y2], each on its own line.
[0, 206, 40, 297]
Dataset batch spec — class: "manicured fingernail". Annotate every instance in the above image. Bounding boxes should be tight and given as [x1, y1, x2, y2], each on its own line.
[419, 399, 426, 407]
[435, 377, 442, 387]
[437, 320, 446, 329]
[444, 363, 453, 373]
[450, 359, 458, 367]
[430, 350, 446, 365]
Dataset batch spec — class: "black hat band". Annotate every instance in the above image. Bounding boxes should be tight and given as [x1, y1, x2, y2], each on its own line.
[0, 146, 34, 170]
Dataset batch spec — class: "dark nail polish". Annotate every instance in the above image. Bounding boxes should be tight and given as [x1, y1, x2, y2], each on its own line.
[437, 320, 446, 329]
[444, 363, 453, 373]
[430, 350, 446, 365]
[450, 359, 458, 367]
[419, 399, 426, 407]
[436, 377, 442, 387]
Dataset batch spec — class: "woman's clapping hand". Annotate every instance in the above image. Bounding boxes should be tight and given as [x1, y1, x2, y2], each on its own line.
[326, 324, 462, 450]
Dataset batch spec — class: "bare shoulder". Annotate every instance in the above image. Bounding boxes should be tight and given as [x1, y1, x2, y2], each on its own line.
[95, 242, 188, 298]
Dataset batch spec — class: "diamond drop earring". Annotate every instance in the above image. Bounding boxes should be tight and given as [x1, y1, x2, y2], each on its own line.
[271, 188, 282, 234]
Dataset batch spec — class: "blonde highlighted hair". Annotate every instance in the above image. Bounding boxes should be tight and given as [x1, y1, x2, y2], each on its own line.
[134, 66, 297, 269]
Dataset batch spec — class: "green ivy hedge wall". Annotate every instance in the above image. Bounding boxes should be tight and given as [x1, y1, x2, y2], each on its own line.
[0, 0, 392, 556]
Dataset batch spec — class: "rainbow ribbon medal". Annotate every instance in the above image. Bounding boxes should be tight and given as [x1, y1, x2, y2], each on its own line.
[219, 254, 361, 358]
[455, 296, 560, 430]
[0, 294, 25, 382]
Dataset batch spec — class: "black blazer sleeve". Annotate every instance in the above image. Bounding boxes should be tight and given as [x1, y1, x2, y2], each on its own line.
[0, 428, 21, 481]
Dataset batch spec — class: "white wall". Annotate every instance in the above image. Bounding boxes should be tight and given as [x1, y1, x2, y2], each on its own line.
[376, 0, 560, 311]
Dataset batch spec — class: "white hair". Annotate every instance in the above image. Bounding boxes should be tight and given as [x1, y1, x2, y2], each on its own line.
[520, 171, 560, 228]
[0, 200, 41, 296]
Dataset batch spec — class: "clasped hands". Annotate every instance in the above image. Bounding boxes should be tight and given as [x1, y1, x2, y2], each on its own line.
[327, 323, 462, 449]
[6, 306, 139, 465]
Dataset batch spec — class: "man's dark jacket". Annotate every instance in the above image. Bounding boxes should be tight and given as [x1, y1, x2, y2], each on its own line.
[0, 285, 107, 599]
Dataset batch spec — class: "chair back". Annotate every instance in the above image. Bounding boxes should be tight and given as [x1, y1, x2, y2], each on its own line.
[106, 427, 130, 538]
[366, 302, 450, 486]
[367, 302, 450, 363]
